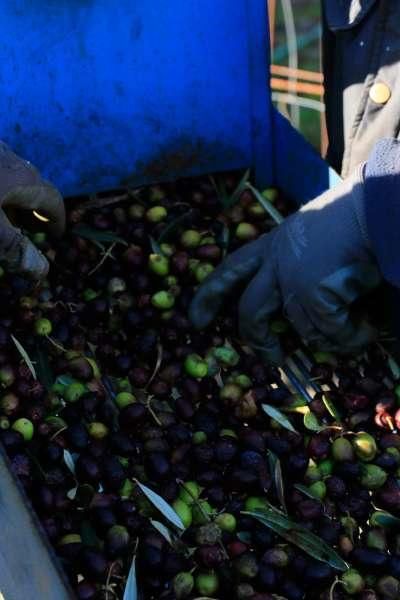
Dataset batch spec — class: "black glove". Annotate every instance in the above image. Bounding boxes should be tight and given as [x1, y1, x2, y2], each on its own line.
[189, 164, 380, 364]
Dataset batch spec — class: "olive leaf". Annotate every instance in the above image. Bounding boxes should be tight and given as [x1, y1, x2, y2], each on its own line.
[136, 482, 185, 530]
[294, 483, 323, 503]
[262, 404, 298, 434]
[268, 451, 287, 514]
[245, 182, 284, 225]
[223, 168, 251, 209]
[63, 449, 76, 476]
[11, 335, 37, 380]
[123, 556, 138, 600]
[34, 343, 54, 390]
[372, 511, 400, 528]
[56, 374, 75, 386]
[67, 486, 78, 501]
[243, 507, 348, 571]
[322, 394, 341, 421]
[303, 410, 324, 432]
[158, 210, 194, 243]
[72, 224, 128, 246]
[388, 355, 400, 381]
[149, 235, 163, 255]
[150, 519, 174, 545]
[221, 223, 230, 257]
[237, 531, 252, 544]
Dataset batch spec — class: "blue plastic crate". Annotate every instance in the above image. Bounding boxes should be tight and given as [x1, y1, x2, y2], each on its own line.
[0, 0, 335, 201]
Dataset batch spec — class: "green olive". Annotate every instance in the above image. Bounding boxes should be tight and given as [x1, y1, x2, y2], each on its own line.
[195, 262, 214, 283]
[215, 512, 237, 533]
[115, 392, 136, 409]
[184, 354, 208, 378]
[262, 188, 278, 203]
[148, 253, 169, 276]
[353, 432, 377, 462]
[244, 496, 268, 511]
[146, 205, 167, 223]
[173, 572, 194, 599]
[34, 318, 52, 336]
[180, 229, 201, 248]
[64, 382, 87, 403]
[172, 499, 192, 528]
[87, 422, 109, 439]
[178, 481, 201, 505]
[360, 464, 387, 489]
[192, 500, 214, 525]
[308, 480, 326, 500]
[195, 571, 219, 596]
[12, 418, 34, 441]
[151, 290, 175, 310]
[235, 222, 258, 241]
[193, 431, 207, 445]
[341, 569, 365, 595]
[332, 437, 355, 462]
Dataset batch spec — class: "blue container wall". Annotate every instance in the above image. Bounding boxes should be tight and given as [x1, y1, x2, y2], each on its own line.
[0, 1, 272, 196]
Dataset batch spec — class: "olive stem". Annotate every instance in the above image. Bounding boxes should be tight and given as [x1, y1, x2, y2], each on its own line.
[88, 242, 117, 277]
[145, 396, 162, 427]
[45, 335, 67, 354]
[104, 561, 118, 600]
[146, 343, 163, 389]
[329, 576, 342, 600]
[49, 426, 68, 442]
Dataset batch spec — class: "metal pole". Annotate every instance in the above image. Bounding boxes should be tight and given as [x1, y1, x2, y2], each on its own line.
[268, 0, 277, 50]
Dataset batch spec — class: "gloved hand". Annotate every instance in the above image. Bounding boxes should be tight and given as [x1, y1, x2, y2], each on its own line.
[189, 163, 381, 364]
[0, 142, 65, 280]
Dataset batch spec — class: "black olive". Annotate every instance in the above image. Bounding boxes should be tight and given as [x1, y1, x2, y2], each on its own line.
[351, 548, 388, 570]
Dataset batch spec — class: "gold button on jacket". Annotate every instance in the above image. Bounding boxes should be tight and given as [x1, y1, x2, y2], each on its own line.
[369, 82, 391, 104]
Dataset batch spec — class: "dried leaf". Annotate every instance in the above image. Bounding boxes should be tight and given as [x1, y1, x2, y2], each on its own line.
[268, 451, 287, 514]
[63, 449, 76, 476]
[244, 507, 348, 571]
[322, 394, 342, 421]
[245, 182, 284, 225]
[123, 556, 138, 600]
[262, 404, 298, 434]
[150, 519, 174, 545]
[137, 482, 185, 530]
[72, 225, 128, 246]
[11, 335, 37, 380]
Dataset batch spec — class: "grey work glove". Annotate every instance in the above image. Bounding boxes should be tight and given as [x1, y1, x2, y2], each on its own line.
[0, 142, 65, 281]
[189, 164, 381, 364]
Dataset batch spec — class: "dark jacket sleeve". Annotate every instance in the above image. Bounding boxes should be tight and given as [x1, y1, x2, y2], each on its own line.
[322, 0, 400, 177]
[364, 138, 400, 288]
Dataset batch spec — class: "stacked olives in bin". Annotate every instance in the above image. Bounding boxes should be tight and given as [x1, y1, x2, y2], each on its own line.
[0, 173, 399, 599]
